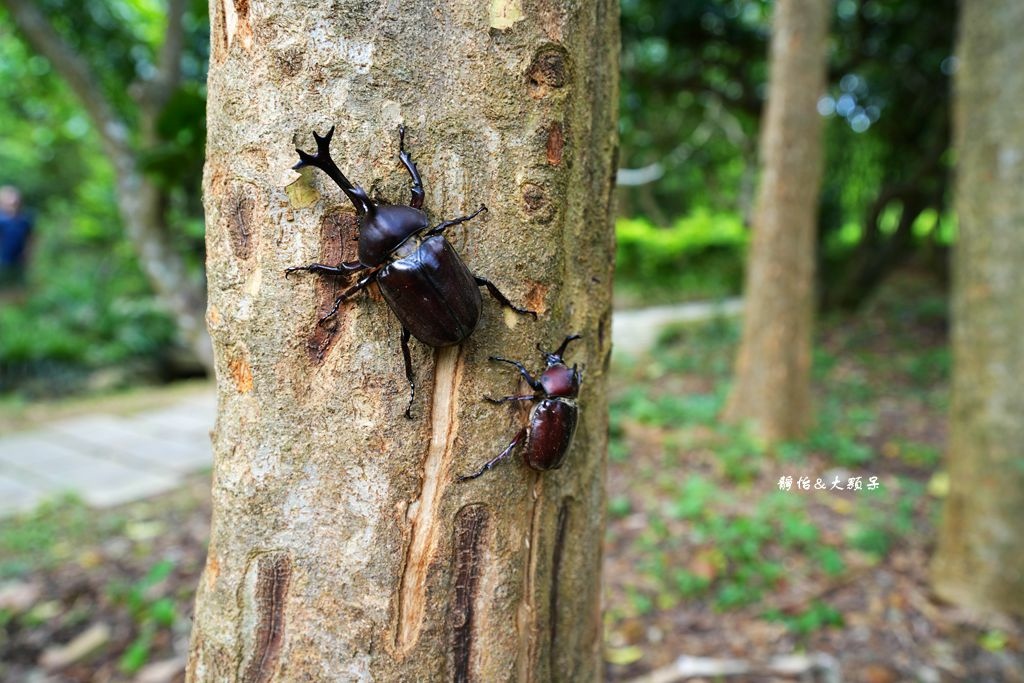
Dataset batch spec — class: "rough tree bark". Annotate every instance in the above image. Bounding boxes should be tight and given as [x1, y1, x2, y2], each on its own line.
[930, 0, 1024, 617]
[2, 0, 213, 372]
[187, 2, 618, 681]
[722, 0, 829, 442]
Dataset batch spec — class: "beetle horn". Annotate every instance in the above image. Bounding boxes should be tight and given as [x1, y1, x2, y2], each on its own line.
[541, 333, 581, 365]
[552, 333, 582, 360]
[294, 126, 373, 215]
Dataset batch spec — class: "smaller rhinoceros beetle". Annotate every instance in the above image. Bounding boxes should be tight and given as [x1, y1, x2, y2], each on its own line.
[285, 125, 535, 418]
[459, 334, 582, 481]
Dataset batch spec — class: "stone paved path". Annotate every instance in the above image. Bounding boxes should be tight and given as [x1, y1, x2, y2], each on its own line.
[0, 391, 216, 516]
[611, 298, 743, 355]
[0, 299, 742, 517]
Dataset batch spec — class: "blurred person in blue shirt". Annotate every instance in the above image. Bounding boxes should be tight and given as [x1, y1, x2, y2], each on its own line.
[0, 185, 33, 289]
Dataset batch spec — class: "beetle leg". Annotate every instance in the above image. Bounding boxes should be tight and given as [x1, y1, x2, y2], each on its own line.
[475, 277, 538, 319]
[285, 261, 365, 279]
[294, 127, 374, 215]
[484, 394, 538, 404]
[317, 272, 375, 325]
[400, 326, 416, 419]
[489, 356, 543, 390]
[426, 205, 487, 236]
[398, 125, 425, 210]
[458, 427, 527, 481]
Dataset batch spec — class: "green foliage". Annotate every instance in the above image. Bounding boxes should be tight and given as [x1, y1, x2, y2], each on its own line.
[618, 0, 957, 308]
[848, 485, 919, 559]
[608, 495, 633, 519]
[0, 1, 209, 396]
[619, 0, 766, 216]
[666, 475, 717, 521]
[0, 155, 178, 394]
[612, 387, 725, 429]
[615, 212, 747, 306]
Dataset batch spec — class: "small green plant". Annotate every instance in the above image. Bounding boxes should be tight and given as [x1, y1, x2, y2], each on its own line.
[813, 547, 847, 577]
[108, 559, 180, 674]
[667, 475, 716, 521]
[608, 495, 632, 520]
[763, 601, 844, 636]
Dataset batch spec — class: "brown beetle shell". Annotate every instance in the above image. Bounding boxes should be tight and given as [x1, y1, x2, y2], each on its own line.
[377, 235, 482, 347]
[524, 398, 578, 470]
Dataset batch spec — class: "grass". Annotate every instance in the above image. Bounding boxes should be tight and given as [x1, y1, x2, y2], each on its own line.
[0, 495, 109, 579]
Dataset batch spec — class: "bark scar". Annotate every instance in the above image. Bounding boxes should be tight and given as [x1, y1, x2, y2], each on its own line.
[516, 476, 543, 683]
[450, 504, 489, 682]
[237, 551, 292, 683]
[549, 498, 571, 673]
[396, 345, 463, 652]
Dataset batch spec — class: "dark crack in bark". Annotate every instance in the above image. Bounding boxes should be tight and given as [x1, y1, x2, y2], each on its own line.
[449, 504, 489, 683]
[240, 552, 292, 683]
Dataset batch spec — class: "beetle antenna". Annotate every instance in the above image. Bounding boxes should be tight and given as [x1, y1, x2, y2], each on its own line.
[294, 126, 374, 215]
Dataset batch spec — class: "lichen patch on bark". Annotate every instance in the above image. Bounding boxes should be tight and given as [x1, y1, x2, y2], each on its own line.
[284, 173, 320, 209]
[489, 0, 524, 30]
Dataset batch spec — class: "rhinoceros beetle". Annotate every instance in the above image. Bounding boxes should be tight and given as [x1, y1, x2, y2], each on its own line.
[286, 125, 535, 417]
[459, 334, 582, 481]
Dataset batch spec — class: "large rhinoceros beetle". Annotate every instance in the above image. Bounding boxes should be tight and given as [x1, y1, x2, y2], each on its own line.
[286, 125, 535, 417]
[459, 334, 582, 481]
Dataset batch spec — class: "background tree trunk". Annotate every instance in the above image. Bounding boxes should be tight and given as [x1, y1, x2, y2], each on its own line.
[722, 0, 829, 442]
[930, 0, 1024, 617]
[188, 2, 618, 680]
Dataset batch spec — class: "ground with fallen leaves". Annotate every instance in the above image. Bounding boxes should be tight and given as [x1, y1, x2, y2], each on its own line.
[1, 274, 1022, 682]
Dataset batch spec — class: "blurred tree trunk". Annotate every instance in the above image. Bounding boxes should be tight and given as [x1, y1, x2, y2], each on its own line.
[1, 0, 213, 372]
[722, 0, 829, 442]
[187, 1, 617, 681]
[930, 0, 1024, 617]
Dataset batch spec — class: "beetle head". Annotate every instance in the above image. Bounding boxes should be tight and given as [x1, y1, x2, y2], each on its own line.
[538, 334, 582, 398]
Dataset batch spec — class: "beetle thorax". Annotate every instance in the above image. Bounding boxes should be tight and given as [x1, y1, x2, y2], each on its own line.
[357, 204, 429, 266]
[539, 364, 579, 398]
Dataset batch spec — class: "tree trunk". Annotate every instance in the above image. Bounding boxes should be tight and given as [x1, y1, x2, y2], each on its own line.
[722, 0, 829, 442]
[930, 0, 1024, 617]
[188, 2, 618, 681]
